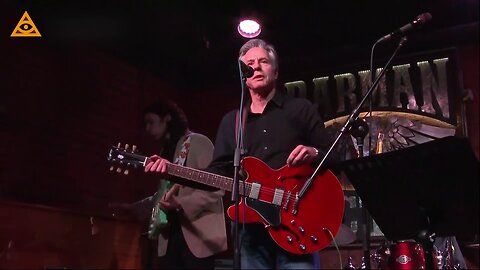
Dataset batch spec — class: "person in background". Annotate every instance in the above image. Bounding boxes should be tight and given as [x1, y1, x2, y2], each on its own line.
[134, 100, 227, 269]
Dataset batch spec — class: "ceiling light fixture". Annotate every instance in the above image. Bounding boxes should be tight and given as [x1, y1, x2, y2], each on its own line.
[237, 19, 261, 38]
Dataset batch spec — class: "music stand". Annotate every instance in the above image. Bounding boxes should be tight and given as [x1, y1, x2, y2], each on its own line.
[336, 136, 479, 268]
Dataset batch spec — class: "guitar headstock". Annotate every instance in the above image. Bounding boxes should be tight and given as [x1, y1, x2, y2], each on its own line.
[107, 143, 146, 175]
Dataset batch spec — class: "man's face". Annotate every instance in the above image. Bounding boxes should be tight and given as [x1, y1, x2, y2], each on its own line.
[144, 112, 170, 140]
[242, 47, 278, 93]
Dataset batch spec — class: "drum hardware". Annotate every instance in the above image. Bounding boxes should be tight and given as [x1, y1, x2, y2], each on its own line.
[371, 241, 392, 269]
[342, 256, 368, 270]
[359, 256, 367, 269]
[343, 256, 357, 270]
[342, 255, 373, 269]
[436, 238, 464, 270]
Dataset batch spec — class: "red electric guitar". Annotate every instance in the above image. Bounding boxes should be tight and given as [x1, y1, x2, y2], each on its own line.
[108, 145, 345, 254]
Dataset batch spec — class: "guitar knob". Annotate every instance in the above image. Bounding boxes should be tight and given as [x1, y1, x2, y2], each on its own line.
[286, 236, 293, 243]
[299, 244, 306, 251]
[290, 220, 295, 225]
[109, 165, 114, 171]
[310, 235, 318, 242]
[123, 169, 129, 175]
[116, 167, 122, 173]
[298, 226, 305, 233]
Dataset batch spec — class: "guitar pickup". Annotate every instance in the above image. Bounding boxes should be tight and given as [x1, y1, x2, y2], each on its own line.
[272, 188, 284, 206]
[249, 182, 261, 199]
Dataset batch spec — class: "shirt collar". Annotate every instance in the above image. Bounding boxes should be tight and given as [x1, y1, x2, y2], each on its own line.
[246, 89, 286, 112]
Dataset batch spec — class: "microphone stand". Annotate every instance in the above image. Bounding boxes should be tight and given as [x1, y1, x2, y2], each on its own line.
[349, 118, 371, 269]
[231, 60, 248, 270]
[353, 36, 383, 270]
[298, 36, 408, 259]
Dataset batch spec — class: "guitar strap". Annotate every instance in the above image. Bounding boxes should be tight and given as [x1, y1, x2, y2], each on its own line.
[162, 132, 191, 194]
[173, 132, 192, 166]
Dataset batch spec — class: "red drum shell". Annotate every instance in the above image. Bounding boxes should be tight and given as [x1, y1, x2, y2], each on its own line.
[387, 240, 426, 270]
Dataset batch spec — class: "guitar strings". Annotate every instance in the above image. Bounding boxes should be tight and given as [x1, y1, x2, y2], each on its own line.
[169, 163, 322, 201]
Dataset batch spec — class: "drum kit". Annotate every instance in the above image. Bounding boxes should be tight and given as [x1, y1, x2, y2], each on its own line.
[337, 183, 468, 270]
[337, 170, 469, 269]
[371, 238, 467, 269]
[334, 135, 479, 269]
[341, 239, 463, 269]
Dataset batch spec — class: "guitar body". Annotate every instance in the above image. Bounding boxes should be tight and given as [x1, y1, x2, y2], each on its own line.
[108, 146, 344, 255]
[227, 156, 344, 254]
[148, 184, 181, 239]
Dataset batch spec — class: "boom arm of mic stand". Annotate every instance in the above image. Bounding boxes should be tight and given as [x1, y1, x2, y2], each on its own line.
[298, 37, 408, 198]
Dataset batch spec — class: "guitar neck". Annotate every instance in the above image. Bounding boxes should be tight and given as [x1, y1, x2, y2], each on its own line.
[108, 146, 251, 196]
[166, 163, 249, 195]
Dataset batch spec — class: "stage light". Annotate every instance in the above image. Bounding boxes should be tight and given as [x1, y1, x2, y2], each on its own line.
[237, 19, 261, 38]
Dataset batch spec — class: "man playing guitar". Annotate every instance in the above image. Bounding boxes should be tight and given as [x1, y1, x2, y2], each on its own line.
[145, 39, 342, 269]
[141, 100, 227, 269]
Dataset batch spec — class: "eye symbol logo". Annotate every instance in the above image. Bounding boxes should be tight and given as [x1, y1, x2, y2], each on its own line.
[20, 23, 33, 31]
[11, 11, 42, 37]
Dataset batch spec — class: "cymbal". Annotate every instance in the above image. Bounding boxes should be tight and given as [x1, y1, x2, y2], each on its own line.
[334, 224, 357, 246]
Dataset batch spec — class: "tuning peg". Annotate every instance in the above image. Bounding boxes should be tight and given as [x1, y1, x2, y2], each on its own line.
[123, 169, 129, 175]
[132, 145, 137, 152]
[109, 165, 114, 171]
[125, 144, 129, 150]
[116, 167, 122, 173]
[117, 142, 121, 148]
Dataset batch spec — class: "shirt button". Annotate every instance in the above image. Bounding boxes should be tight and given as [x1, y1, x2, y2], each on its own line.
[264, 146, 268, 150]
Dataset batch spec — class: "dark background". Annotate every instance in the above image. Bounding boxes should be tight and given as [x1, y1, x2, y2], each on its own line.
[0, 0, 478, 213]
[2, 0, 479, 87]
[0, 1, 478, 268]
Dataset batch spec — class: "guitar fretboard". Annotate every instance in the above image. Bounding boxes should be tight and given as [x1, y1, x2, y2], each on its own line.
[166, 163, 251, 195]
[109, 147, 252, 196]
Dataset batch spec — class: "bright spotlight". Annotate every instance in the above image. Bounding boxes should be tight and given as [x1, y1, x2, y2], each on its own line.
[237, 19, 261, 38]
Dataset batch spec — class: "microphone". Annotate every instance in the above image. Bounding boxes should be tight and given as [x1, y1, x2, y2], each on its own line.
[378, 12, 432, 42]
[239, 60, 254, 78]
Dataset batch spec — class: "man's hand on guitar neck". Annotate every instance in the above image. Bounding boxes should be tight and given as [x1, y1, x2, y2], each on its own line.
[145, 155, 170, 175]
[144, 156, 183, 211]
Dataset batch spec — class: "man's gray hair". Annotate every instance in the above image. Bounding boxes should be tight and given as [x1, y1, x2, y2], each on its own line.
[238, 39, 278, 71]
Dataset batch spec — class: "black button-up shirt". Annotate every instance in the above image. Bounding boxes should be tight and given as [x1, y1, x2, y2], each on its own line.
[208, 91, 333, 177]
